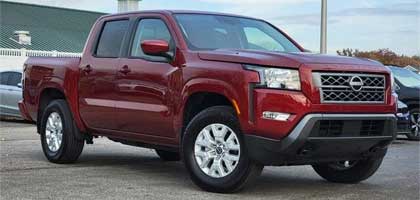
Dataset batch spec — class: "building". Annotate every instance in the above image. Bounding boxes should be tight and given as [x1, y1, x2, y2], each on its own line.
[0, 1, 106, 69]
[118, 0, 141, 13]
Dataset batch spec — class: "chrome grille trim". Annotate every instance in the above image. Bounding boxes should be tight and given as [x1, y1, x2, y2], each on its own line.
[313, 72, 386, 104]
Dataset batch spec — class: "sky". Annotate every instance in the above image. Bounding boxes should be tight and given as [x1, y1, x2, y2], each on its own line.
[7, 0, 420, 56]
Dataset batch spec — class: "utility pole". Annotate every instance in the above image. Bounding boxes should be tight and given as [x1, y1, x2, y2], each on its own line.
[320, 0, 327, 54]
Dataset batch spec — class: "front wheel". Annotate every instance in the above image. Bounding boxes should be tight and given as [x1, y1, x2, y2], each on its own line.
[406, 108, 420, 141]
[312, 156, 384, 183]
[40, 100, 84, 163]
[182, 106, 263, 193]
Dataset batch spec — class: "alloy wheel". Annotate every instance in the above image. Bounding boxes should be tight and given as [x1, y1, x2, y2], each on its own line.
[45, 112, 63, 152]
[194, 123, 240, 178]
[410, 112, 420, 137]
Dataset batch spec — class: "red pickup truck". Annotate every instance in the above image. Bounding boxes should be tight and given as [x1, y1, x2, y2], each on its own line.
[20, 10, 397, 193]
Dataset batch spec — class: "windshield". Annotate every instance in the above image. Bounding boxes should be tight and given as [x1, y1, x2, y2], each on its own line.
[390, 67, 420, 88]
[174, 14, 301, 52]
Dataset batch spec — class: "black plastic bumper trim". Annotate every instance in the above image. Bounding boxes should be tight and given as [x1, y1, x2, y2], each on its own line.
[244, 114, 396, 166]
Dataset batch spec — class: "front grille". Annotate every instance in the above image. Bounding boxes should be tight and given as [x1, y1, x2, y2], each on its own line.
[310, 120, 386, 137]
[313, 73, 386, 103]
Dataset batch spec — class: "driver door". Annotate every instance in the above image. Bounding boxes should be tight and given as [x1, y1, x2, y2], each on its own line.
[115, 16, 179, 138]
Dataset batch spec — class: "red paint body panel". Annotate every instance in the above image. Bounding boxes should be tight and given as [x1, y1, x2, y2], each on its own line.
[21, 10, 396, 148]
[23, 57, 86, 132]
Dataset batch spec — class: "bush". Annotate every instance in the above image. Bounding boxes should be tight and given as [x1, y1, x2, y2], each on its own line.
[337, 48, 420, 67]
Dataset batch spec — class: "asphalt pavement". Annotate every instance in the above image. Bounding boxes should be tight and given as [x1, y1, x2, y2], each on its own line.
[1, 120, 419, 200]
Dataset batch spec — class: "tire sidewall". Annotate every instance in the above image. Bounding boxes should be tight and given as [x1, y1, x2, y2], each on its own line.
[313, 156, 384, 183]
[182, 106, 255, 192]
[40, 100, 69, 161]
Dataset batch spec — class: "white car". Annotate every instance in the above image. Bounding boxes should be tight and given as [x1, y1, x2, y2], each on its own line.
[0, 69, 23, 119]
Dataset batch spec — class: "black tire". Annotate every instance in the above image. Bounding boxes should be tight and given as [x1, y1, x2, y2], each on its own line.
[312, 156, 384, 183]
[182, 106, 263, 193]
[40, 99, 84, 163]
[155, 149, 181, 161]
[406, 108, 420, 141]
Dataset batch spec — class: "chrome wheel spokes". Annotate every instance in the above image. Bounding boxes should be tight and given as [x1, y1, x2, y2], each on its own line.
[45, 112, 63, 152]
[410, 112, 420, 136]
[194, 123, 240, 178]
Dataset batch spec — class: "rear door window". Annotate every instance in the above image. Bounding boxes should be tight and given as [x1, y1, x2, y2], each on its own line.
[95, 20, 129, 58]
[0, 72, 21, 86]
[8, 72, 22, 86]
[0, 72, 10, 85]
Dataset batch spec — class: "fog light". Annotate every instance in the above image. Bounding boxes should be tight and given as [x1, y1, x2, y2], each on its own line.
[262, 111, 290, 121]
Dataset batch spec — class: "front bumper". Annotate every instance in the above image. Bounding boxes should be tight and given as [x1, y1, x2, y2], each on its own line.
[396, 112, 411, 134]
[244, 114, 396, 166]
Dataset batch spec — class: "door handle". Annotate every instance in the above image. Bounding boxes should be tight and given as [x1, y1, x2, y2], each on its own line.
[82, 65, 92, 74]
[118, 65, 131, 75]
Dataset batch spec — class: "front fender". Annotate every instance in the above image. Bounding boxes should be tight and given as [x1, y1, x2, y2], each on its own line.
[181, 78, 240, 104]
[174, 78, 251, 140]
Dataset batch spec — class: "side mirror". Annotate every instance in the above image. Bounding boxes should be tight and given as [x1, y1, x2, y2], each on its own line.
[141, 40, 172, 59]
[17, 83, 22, 88]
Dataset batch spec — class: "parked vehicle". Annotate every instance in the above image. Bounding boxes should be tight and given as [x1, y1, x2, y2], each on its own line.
[396, 100, 411, 136]
[20, 11, 397, 193]
[0, 69, 23, 119]
[388, 66, 420, 141]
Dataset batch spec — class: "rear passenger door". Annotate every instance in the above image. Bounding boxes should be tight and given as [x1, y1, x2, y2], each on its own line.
[79, 19, 130, 130]
[115, 16, 180, 138]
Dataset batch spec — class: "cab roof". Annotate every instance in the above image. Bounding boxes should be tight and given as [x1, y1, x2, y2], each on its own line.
[102, 10, 260, 21]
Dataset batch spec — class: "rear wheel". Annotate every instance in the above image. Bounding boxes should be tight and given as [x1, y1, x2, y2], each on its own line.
[312, 156, 384, 183]
[40, 100, 84, 163]
[155, 149, 180, 161]
[182, 106, 263, 193]
[406, 108, 420, 141]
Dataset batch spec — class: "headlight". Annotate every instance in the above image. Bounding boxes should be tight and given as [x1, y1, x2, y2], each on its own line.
[244, 65, 301, 90]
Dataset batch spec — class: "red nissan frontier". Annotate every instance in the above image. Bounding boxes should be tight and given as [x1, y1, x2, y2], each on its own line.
[19, 10, 397, 193]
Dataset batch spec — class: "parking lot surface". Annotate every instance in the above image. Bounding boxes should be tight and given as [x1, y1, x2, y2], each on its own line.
[1, 120, 419, 200]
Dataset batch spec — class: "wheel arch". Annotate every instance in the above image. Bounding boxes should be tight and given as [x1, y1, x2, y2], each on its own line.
[37, 86, 66, 133]
[36, 74, 86, 133]
[177, 78, 243, 142]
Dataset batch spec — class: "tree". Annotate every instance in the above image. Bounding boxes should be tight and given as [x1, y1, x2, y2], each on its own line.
[337, 48, 420, 67]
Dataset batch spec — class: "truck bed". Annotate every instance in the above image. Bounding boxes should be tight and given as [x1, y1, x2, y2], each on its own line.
[22, 57, 81, 123]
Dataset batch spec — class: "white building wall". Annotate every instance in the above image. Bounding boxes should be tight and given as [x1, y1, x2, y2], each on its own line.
[0, 56, 27, 71]
[0, 48, 82, 71]
[118, 0, 140, 12]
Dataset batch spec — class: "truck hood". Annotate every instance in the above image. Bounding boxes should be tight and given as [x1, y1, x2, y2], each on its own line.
[198, 49, 383, 69]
